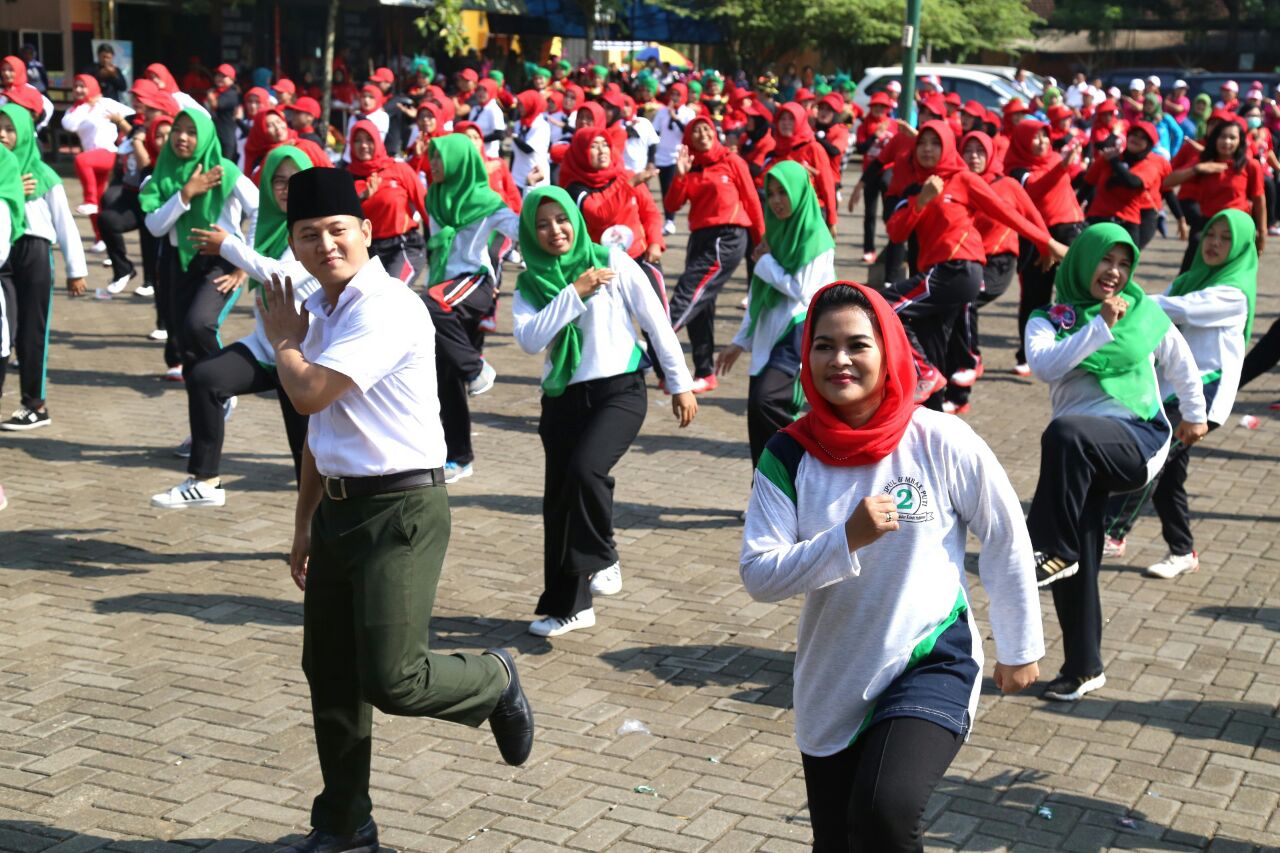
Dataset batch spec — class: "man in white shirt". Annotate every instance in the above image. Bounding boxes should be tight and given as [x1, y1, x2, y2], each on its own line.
[259, 169, 534, 853]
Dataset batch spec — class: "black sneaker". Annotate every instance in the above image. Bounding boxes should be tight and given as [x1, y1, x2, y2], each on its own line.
[275, 818, 378, 852]
[1042, 672, 1106, 702]
[1034, 551, 1079, 587]
[0, 406, 50, 431]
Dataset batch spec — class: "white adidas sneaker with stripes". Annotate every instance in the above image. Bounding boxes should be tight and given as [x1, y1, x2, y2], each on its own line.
[151, 478, 226, 509]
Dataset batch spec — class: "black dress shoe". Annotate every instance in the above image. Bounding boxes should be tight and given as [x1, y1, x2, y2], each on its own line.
[276, 818, 379, 852]
[485, 648, 534, 766]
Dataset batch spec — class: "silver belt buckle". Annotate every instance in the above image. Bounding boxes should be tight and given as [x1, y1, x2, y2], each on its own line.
[323, 476, 348, 501]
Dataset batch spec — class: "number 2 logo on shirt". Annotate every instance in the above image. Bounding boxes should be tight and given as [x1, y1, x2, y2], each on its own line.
[882, 476, 935, 523]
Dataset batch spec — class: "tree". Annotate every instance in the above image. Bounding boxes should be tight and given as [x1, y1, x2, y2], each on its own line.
[321, 0, 339, 132]
[414, 0, 470, 59]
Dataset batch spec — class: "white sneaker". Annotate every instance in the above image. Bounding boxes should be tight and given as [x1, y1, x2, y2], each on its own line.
[101, 257, 112, 267]
[1013, 363, 1032, 377]
[1145, 551, 1199, 579]
[662, 220, 676, 235]
[150, 477, 225, 509]
[589, 563, 622, 596]
[147, 328, 168, 341]
[93, 288, 113, 300]
[76, 204, 100, 218]
[949, 368, 978, 387]
[223, 396, 237, 421]
[89, 239, 106, 253]
[134, 284, 155, 297]
[163, 366, 183, 382]
[508, 247, 523, 266]
[444, 461, 473, 484]
[1102, 537, 1126, 558]
[468, 360, 496, 396]
[528, 608, 596, 637]
[106, 272, 134, 294]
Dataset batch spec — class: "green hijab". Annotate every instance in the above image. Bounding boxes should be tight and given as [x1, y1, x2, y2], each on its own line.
[748, 161, 833, 339]
[1143, 92, 1164, 122]
[139, 108, 243, 271]
[0, 144, 27, 242]
[1, 103, 59, 200]
[424, 134, 506, 286]
[515, 186, 612, 397]
[1192, 93, 1212, 140]
[1168, 208, 1257, 344]
[1033, 223, 1171, 418]
[254, 145, 313, 276]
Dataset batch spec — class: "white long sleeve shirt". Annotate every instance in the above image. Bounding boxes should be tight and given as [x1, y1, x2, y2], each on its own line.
[473, 100, 506, 159]
[217, 237, 322, 365]
[512, 246, 694, 394]
[731, 249, 834, 375]
[511, 114, 551, 190]
[428, 208, 519, 282]
[1026, 314, 1206, 481]
[24, 184, 88, 279]
[623, 116, 660, 174]
[740, 408, 1044, 756]
[654, 105, 696, 167]
[143, 174, 259, 249]
[1151, 287, 1249, 426]
[60, 98, 133, 152]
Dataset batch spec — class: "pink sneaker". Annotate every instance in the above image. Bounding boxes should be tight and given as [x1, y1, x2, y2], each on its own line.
[0, 483, 7, 512]
[914, 367, 947, 402]
[862, 250, 877, 264]
[1013, 363, 1032, 377]
[1102, 537, 1125, 558]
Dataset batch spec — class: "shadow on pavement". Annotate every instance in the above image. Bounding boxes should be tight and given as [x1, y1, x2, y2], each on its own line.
[0, 528, 265, 576]
[1038, 697, 1279, 748]
[92, 592, 301, 626]
[450, 492, 745, 531]
[599, 642, 794, 708]
[1194, 604, 1280, 629]
[0, 820, 405, 852]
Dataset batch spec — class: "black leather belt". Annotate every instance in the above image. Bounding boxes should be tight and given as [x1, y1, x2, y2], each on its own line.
[322, 468, 446, 500]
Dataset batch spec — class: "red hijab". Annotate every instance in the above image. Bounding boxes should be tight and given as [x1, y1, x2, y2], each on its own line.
[1003, 119, 1055, 172]
[668, 83, 688, 109]
[560, 126, 627, 189]
[360, 84, 384, 111]
[516, 89, 544, 128]
[772, 102, 815, 159]
[418, 101, 447, 138]
[915, 119, 966, 179]
[145, 63, 180, 93]
[960, 130, 995, 178]
[782, 282, 918, 467]
[3, 56, 28, 89]
[244, 86, 272, 114]
[425, 85, 455, 124]
[1091, 100, 1120, 143]
[243, 108, 294, 175]
[545, 90, 564, 114]
[74, 74, 101, 106]
[347, 119, 394, 177]
[575, 100, 608, 130]
[563, 83, 586, 111]
[144, 115, 174, 162]
[477, 79, 500, 104]
[683, 116, 728, 167]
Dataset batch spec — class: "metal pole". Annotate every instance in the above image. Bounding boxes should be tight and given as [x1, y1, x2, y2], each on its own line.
[900, 0, 922, 127]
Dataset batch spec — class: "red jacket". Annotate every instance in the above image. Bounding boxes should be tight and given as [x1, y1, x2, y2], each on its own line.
[1084, 154, 1167, 224]
[1169, 143, 1202, 202]
[887, 169, 1051, 270]
[568, 175, 664, 260]
[1014, 159, 1083, 227]
[979, 175, 1047, 257]
[665, 153, 765, 244]
[772, 138, 838, 229]
[353, 161, 427, 239]
[817, 122, 850, 185]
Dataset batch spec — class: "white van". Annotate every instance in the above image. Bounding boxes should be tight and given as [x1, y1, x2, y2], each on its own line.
[851, 65, 1028, 114]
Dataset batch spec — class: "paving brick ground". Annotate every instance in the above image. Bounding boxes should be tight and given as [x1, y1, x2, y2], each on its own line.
[0, 176, 1278, 852]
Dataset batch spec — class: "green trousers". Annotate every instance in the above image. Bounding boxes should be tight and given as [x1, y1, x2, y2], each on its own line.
[303, 485, 506, 834]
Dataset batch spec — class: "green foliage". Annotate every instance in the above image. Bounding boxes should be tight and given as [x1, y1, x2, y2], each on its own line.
[415, 0, 470, 57]
[654, 0, 1040, 69]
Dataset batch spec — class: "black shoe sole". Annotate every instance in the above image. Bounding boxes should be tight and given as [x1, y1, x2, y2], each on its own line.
[1035, 562, 1079, 588]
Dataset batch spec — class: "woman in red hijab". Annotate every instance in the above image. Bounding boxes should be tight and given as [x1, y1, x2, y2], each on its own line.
[740, 280, 1041, 853]
[945, 131, 1050, 411]
[771, 102, 838, 231]
[60, 74, 133, 240]
[1084, 121, 1170, 247]
[511, 89, 551, 191]
[145, 62, 204, 116]
[450, 120, 522, 211]
[347, 119, 428, 284]
[241, 108, 329, 181]
[663, 116, 765, 392]
[885, 120, 1064, 408]
[1002, 118, 1087, 375]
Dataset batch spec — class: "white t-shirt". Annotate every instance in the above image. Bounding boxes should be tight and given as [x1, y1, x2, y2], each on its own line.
[473, 99, 506, 159]
[623, 116, 660, 173]
[60, 97, 133, 152]
[301, 257, 446, 477]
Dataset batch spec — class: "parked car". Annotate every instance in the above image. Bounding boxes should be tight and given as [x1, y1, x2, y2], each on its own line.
[1098, 68, 1198, 95]
[1185, 71, 1280, 103]
[851, 65, 1024, 114]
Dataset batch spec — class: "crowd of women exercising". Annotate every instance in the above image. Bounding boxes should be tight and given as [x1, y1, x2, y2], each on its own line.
[0, 53, 1272, 851]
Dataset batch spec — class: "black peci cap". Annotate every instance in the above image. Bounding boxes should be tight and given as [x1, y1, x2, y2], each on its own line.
[287, 168, 366, 228]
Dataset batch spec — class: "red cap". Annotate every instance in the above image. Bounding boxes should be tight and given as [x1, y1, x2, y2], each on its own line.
[369, 67, 395, 85]
[216, 63, 236, 80]
[984, 109, 1002, 126]
[1129, 120, 1159, 146]
[920, 92, 947, 117]
[944, 92, 962, 106]
[460, 68, 479, 83]
[287, 96, 322, 119]
[869, 92, 894, 108]
[746, 100, 774, 120]
[961, 99, 986, 118]
[274, 78, 296, 95]
[130, 78, 158, 99]
[819, 92, 845, 114]
[1003, 98, 1029, 116]
[1047, 104, 1074, 123]
[1096, 98, 1118, 114]
[794, 87, 814, 102]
